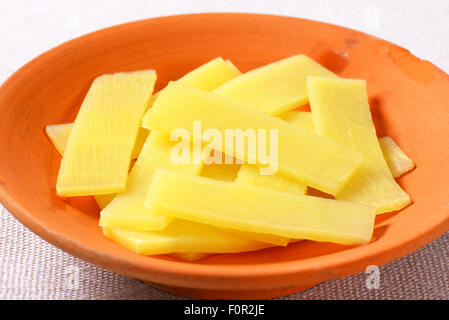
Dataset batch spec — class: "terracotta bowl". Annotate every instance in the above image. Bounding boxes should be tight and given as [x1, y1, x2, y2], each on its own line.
[0, 13, 448, 300]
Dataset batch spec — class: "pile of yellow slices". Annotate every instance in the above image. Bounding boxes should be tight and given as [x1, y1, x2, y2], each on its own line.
[46, 55, 414, 261]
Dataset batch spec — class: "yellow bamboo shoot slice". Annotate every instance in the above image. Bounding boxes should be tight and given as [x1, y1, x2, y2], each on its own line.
[176, 58, 241, 91]
[307, 77, 411, 213]
[146, 170, 376, 244]
[45, 128, 136, 209]
[379, 136, 415, 178]
[199, 152, 289, 246]
[148, 57, 241, 108]
[200, 172, 290, 245]
[102, 219, 274, 256]
[142, 83, 362, 195]
[213, 55, 337, 115]
[46, 123, 148, 160]
[56, 70, 157, 196]
[45, 123, 74, 155]
[99, 131, 202, 231]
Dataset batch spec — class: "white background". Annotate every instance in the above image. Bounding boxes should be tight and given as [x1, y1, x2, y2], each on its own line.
[1, 0, 449, 84]
[0, 0, 448, 299]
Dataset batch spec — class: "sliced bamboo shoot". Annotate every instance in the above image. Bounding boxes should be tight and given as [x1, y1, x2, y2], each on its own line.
[142, 83, 363, 195]
[56, 70, 157, 196]
[213, 55, 337, 115]
[46, 129, 137, 209]
[146, 170, 376, 244]
[200, 152, 290, 246]
[45, 123, 73, 155]
[176, 58, 241, 91]
[103, 219, 273, 256]
[46, 123, 148, 159]
[379, 136, 415, 178]
[307, 77, 411, 213]
[148, 57, 241, 108]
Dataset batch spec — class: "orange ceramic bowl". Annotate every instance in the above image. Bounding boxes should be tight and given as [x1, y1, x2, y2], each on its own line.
[0, 13, 448, 300]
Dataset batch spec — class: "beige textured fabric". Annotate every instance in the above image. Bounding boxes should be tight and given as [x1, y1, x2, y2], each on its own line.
[1, 205, 447, 300]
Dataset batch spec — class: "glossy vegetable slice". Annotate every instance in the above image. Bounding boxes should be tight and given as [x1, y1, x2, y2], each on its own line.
[56, 70, 157, 196]
[46, 131, 137, 209]
[200, 152, 290, 246]
[45, 123, 73, 155]
[45, 123, 117, 208]
[103, 219, 273, 256]
[46, 123, 148, 160]
[307, 77, 411, 213]
[213, 54, 337, 115]
[146, 169, 376, 245]
[142, 83, 362, 195]
[378, 136, 415, 178]
[176, 58, 241, 91]
[148, 57, 241, 107]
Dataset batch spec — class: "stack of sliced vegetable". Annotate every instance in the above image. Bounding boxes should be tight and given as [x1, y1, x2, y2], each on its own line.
[46, 55, 414, 261]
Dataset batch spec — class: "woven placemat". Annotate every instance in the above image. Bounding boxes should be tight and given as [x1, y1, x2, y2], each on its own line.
[1, 204, 447, 300]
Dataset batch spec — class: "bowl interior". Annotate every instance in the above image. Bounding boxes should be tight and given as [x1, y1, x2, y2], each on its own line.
[0, 14, 448, 291]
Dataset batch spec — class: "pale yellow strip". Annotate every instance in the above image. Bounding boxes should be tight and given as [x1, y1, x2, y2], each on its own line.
[146, 169, 376, 245]
[307, 77, 411, 213]
[379, 136, 415, 178]
[56, 70, 157, 196]
[103, 219, 273, 256]
[214, 54, 338, 115]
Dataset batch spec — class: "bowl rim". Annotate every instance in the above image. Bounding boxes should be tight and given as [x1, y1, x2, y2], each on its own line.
[1, 12, 448, 291]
